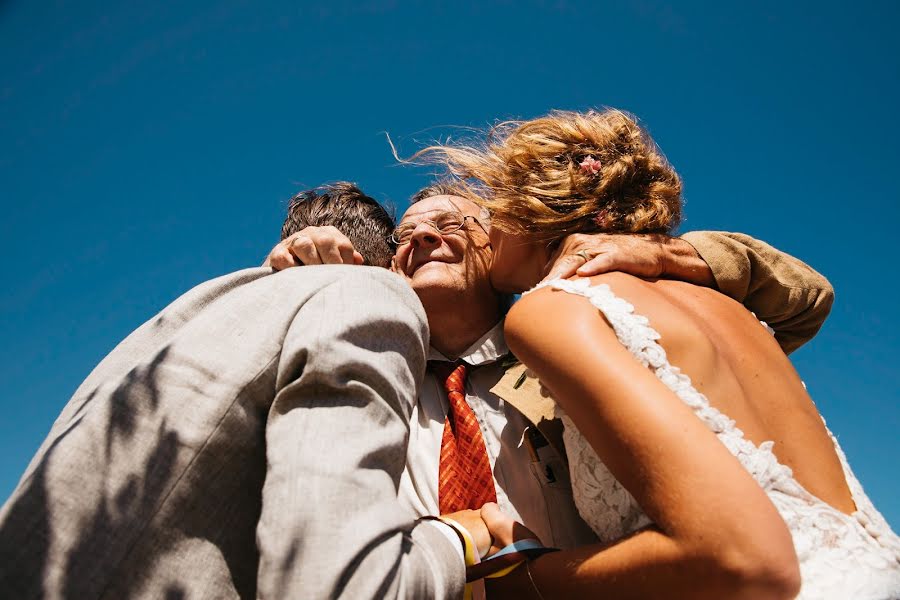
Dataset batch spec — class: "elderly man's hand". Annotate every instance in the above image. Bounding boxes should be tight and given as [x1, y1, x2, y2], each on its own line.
[443, 504, 537, 560]
[479, 503, 538, 555]
[264, 226, 365, 270]
[542, 233, 716, 288]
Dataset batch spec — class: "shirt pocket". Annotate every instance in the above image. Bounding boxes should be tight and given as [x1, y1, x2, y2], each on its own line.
[524, 427, 598, 547]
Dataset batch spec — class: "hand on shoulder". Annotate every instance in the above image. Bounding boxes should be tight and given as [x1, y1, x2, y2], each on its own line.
[542, 233, 714, 288]
[264, 226, 365, 270]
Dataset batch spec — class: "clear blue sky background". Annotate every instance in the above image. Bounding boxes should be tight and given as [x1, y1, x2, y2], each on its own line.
[2, 1, 898, 529]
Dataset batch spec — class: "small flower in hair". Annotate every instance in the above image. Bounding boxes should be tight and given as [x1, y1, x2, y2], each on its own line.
[579, 155, 602, 175]
[594, 208, 611, 227]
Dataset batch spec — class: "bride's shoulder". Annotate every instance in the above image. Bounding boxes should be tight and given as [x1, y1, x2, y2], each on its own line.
[521, 272, 659, 313]
[505, 273, 641, 345]
[514, 272, 649, 315]
[513, 273, 714, 350]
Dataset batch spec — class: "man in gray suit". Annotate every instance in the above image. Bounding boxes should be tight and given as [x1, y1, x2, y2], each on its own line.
[0, 183, 466, 600]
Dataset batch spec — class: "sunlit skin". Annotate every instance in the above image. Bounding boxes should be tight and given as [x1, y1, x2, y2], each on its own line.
[489, 226, 859, 513]
[391, 195, 504, 360]
[486, 227, 551, 294]
[480, 226, 855, 598]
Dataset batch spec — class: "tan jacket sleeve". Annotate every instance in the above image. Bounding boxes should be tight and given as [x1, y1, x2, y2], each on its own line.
[680, 231, 834, 354]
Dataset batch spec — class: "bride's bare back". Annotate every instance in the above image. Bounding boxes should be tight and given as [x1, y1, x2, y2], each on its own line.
[601, 271, 856, 515]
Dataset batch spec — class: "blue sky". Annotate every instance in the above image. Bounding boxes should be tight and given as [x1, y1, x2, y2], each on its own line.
[1, 0, 898, 530]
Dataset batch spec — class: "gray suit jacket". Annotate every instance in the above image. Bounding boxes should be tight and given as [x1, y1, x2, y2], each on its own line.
[0, 266, 464, 600]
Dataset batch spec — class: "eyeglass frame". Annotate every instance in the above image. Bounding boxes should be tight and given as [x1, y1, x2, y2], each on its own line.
[390, 210, 489, 245]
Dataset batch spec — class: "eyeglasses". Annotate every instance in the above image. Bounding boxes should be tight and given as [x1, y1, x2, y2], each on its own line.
[390, 211, 487, 245]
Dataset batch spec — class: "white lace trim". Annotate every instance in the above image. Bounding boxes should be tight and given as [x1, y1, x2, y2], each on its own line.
[526, 278, 900, 595]
[531, 278, 797, 485]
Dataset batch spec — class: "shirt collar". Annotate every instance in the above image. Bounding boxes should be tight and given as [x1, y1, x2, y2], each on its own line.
[427, 320, 507, 366]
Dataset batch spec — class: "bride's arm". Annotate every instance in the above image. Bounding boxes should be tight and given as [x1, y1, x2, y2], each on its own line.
[496, 285, 801, 600]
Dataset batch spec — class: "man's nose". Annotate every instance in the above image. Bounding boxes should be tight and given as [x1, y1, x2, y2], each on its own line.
[409, 222, 441, 249]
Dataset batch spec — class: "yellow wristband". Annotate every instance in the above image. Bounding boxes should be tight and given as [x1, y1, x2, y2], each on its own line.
[433, 517, 479, 600]
[437, 517, 479, 567]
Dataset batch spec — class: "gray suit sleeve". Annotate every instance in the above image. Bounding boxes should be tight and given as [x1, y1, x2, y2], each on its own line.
[255, 268, 465, 600]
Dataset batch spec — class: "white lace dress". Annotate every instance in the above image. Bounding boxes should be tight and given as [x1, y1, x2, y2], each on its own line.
[528, 278, 900, 600]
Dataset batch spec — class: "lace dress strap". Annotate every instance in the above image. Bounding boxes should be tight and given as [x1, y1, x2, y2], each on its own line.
[823, 423, 900, 557]
[528, 278, 796, 480]
[529, 278, 667, 365]
[529, 279, 728, 429]
[528, 278, 900, 590]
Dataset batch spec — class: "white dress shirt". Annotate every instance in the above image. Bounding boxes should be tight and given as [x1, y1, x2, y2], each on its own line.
[399, 321, 596, 551]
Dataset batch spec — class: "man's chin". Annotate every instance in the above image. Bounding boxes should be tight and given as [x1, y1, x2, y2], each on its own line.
[409, 265, 460, 295]
[409, 260, 452, 281]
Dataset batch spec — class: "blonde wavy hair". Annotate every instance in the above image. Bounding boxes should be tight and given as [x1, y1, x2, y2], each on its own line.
[414, 109, 683, 241]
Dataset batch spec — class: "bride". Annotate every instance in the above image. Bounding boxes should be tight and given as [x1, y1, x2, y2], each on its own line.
[421, 109, 900, 599]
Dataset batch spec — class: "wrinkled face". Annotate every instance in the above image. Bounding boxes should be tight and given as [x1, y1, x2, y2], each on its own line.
[488, 226, 549, 294]
[392, 195, 493, 304]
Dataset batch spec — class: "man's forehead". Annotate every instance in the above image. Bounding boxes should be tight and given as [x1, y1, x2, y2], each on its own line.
[400, 195, 478, 222]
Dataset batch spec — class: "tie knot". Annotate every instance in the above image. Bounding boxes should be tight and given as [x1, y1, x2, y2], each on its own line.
[444, 363, 467, 396]
[428, 360, 469, 396]
[429, 360, 468, 396]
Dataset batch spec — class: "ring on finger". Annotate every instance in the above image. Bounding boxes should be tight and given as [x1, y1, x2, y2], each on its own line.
[576, 250, 591, 263]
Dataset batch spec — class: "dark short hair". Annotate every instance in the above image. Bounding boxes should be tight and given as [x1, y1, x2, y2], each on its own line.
[281, 182, 395, 268]
[409, 179, 467, 204]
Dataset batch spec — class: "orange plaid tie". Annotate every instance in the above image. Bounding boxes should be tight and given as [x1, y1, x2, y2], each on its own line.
[434, 362, 498, 514]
